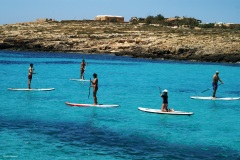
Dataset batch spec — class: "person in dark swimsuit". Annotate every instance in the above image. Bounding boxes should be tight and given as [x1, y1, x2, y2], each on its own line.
[161, 89, 173, 112]
[28, 63, 34, 89]
[91, 73, 98, 105]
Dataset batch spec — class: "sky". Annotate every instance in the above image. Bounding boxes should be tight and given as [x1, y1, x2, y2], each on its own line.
[0, 0, 240, 25]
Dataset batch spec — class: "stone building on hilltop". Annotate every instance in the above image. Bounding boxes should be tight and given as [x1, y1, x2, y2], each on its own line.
[36, 18, 56, 23]
[95, 15, 124, 22]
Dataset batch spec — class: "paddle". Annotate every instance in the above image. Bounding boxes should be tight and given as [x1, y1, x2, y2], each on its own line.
[201, 83, 222, 93]
[88, 78, 91, 98]
[159, 87, 162, 93]
[36, 76, 40, 85]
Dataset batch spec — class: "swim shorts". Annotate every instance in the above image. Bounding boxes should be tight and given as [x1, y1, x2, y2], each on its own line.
[212, 83, 218, 90]
[28, 75, 32, 79]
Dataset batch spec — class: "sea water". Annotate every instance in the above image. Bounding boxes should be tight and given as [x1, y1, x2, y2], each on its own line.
[0, 50, 239, 160]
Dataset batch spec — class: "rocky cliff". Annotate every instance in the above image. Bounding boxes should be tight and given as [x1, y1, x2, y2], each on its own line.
[0, 21, 240, 63]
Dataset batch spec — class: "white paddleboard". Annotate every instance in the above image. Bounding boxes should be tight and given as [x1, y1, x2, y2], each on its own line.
[191, 96, 240, 101]
[138, 107, 194, 115]
[69, 78, 90, 82]
[65, 102, 119, 108]
[8, 88, 55, 91]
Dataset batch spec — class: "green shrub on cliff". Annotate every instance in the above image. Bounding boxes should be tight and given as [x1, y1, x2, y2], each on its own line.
[145, 14, 165, 24]
[199, 23, 215, 28]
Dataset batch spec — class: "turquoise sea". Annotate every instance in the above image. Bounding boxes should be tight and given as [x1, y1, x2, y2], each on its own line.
[0, 50, 240, 160]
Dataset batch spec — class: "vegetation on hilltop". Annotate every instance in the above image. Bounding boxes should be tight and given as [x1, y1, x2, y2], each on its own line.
[131, 14, 200, 27]
[130, 14, 240, 30]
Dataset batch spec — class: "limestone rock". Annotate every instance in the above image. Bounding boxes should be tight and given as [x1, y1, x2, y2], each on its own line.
[0, 21, 240, 63]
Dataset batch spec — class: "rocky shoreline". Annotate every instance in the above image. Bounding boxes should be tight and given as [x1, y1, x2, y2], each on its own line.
[0, 21, 240, 63]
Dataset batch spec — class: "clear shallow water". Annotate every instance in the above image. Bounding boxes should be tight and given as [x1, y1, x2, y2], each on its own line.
[0, 51, 240, 160]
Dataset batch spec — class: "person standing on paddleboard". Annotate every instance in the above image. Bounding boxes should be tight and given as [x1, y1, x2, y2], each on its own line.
[212, 71, 224, 98]
[80, 59, 87, 80]
[28, 63, 35, 89]
[161, 89, 173, 112]
[91, 73, 98, 105]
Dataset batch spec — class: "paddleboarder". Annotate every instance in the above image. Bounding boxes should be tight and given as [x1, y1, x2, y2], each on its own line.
[28, 63, 34, 89]
[212, 71, 224, 98]
[80, 59, 87, 80]
[161, 89, 173, 112]
[91, 73, 98, 105]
